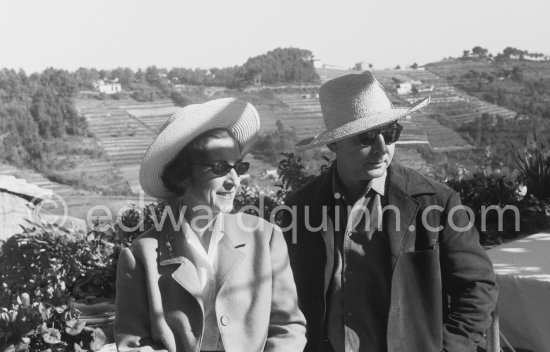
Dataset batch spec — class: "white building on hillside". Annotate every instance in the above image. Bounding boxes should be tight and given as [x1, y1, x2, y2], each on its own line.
[93, 80, 122, 94]
[396, 82, 413, 95]
[313, 59, 323, 69]
[355, 61, 371, 71]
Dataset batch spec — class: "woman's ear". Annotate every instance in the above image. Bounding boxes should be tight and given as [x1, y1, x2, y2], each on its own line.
[175, 174, 192, 191]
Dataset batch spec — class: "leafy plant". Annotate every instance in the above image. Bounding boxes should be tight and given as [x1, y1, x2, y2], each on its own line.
[0, 291, 107, 352]
[277, 152, 330, 193]
[513, 134, 550, 199]
[0, 220, 120, 305]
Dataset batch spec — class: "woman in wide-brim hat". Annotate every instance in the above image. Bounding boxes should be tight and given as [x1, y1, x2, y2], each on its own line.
[115, 98, 306, 352]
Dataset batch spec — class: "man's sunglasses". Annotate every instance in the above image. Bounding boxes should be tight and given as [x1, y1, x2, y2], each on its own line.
[190, 161, 250, 176]
[356, 123, 403, 146]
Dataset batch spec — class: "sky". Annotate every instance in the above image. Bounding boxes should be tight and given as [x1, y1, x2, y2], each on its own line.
[1, 0, 549, 73]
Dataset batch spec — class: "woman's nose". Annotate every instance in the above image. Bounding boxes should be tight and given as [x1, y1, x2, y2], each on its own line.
[224, 168, 240, 189]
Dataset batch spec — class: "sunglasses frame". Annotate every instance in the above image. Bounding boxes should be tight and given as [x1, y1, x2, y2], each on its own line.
[190, 160, 250, 176]
[356, 122, 403, 146]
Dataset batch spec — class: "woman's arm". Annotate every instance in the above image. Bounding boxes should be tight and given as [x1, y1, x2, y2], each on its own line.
[115, 248, 167, 352]
[264, 225, 307, 352]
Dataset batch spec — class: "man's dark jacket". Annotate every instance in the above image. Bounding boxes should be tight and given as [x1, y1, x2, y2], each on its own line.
[282, 164, 498, 352]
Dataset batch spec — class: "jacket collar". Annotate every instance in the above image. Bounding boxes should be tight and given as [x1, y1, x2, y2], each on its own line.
[385, 164, 437, 268]
[157, 206, 247, 299]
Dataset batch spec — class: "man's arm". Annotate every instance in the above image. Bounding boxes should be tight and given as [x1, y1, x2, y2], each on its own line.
[440, 192, 498, 352]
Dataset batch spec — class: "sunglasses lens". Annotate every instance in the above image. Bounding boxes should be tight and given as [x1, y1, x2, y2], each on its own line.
[358, 132, 376, 146]
[382, 128, 401, 144]
[358, 124, 402, 146]
[235, 162, 250, 175]
[211, 162, 231, 176]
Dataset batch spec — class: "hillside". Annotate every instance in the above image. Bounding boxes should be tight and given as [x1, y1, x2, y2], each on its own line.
[6, 59, 548, 206]
[425, 58, 550, 167]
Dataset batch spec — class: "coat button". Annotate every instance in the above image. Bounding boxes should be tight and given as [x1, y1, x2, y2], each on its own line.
[220, 315, 230, 326]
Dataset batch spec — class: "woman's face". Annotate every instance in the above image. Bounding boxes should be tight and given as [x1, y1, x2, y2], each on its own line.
[181, 135, 242, 214]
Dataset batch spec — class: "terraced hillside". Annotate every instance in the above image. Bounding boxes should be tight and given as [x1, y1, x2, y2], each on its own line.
[320, 68, 519, 124]
[0, 162, 157, 222]
[75, 98, 179, 193]
[77, 98, 280, 193]
[314, 67, 527, 151]
[272, 93, 430, 145]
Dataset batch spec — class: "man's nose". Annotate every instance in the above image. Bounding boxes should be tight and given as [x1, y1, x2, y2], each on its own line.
[371, 134, 388, 155]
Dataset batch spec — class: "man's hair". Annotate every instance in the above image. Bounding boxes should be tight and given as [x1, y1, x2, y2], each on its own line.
[161, 128, 238, 196]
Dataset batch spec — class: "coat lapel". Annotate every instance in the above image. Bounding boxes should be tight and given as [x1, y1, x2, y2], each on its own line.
[386, 165, 437, 270]
[215, 213, 246, 290]
[157, 202, 203, 302]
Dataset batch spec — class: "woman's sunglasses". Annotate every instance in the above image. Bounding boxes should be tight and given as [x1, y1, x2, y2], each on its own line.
[356, 123, 403, 146]
[190, 161, 250, 176]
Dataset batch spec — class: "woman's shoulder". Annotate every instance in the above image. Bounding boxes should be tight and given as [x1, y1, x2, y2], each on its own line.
[126, 226, 162, 257]
[228, 210, 276, 227]
[225, 211, 279, 239]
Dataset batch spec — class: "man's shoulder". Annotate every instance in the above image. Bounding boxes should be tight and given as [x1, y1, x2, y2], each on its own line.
[285, 172, 329, 206]
[390, 164, 456, 200]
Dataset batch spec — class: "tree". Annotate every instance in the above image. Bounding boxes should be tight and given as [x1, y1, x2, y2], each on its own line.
[240, 47, 320, 84]
[471, 46, 489, 57]
[110, 67, 135, 89]
[502, 47, 526, 59]
[74, 67, 100, 90]
[411, 63, 418, 69]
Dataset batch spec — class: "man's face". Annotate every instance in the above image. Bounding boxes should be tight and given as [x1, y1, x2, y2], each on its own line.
[330, 124, 398, 182]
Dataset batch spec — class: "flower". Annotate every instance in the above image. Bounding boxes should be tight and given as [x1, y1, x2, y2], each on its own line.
[42, 328, 62, 345]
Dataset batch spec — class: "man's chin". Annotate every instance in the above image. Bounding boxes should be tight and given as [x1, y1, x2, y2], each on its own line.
[365, 166, 387, 179]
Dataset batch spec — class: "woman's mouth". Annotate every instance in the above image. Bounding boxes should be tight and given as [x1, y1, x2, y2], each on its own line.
[217, 191, 234, 199]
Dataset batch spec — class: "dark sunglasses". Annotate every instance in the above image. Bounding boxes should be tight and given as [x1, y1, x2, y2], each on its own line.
[356, 123, 403, 146]
[190, 160, 250, 176]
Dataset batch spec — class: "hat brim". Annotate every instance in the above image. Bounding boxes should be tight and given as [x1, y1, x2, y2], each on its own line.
[139, 98, 260, 199]
[296, 96, 430, 150]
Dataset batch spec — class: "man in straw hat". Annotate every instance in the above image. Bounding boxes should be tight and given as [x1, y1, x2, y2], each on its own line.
[282, 72, 497, 352]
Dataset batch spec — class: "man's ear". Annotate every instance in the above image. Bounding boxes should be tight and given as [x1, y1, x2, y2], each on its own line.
[327, 142, 337, 152]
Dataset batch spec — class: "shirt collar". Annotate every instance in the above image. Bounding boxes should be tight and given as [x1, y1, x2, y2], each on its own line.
[331, 162, 387, 201]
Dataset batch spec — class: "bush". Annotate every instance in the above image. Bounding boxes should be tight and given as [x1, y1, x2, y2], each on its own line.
[0, 223, 120, 305]
[252, 120, 298, 165]
[0, 288, 108, 351]
[513, 134, 550, 199]
[442, 166, 550, 245]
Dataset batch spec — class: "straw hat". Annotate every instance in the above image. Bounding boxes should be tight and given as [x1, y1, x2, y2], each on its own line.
[296, 72, 430, 150]
[139, 98, 260, 199]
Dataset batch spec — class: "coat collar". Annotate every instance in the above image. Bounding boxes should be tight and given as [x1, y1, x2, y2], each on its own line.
[387, 164, 438, 268]
[157, 204, 247, 299]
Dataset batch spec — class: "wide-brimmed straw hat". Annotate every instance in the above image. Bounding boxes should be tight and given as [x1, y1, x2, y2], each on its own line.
[139, 98, 260, 199]
[296, 71, 430, 150]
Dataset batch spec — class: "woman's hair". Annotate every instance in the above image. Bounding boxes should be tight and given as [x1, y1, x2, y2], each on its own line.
[161, 128, 239, 196]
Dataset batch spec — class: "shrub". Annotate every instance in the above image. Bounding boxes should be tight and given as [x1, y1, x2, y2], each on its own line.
[252, 120, 298, 165]
[0, 289, 108, 352]
[0, 221, 121, 305]
[513, 135, 550, 199]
